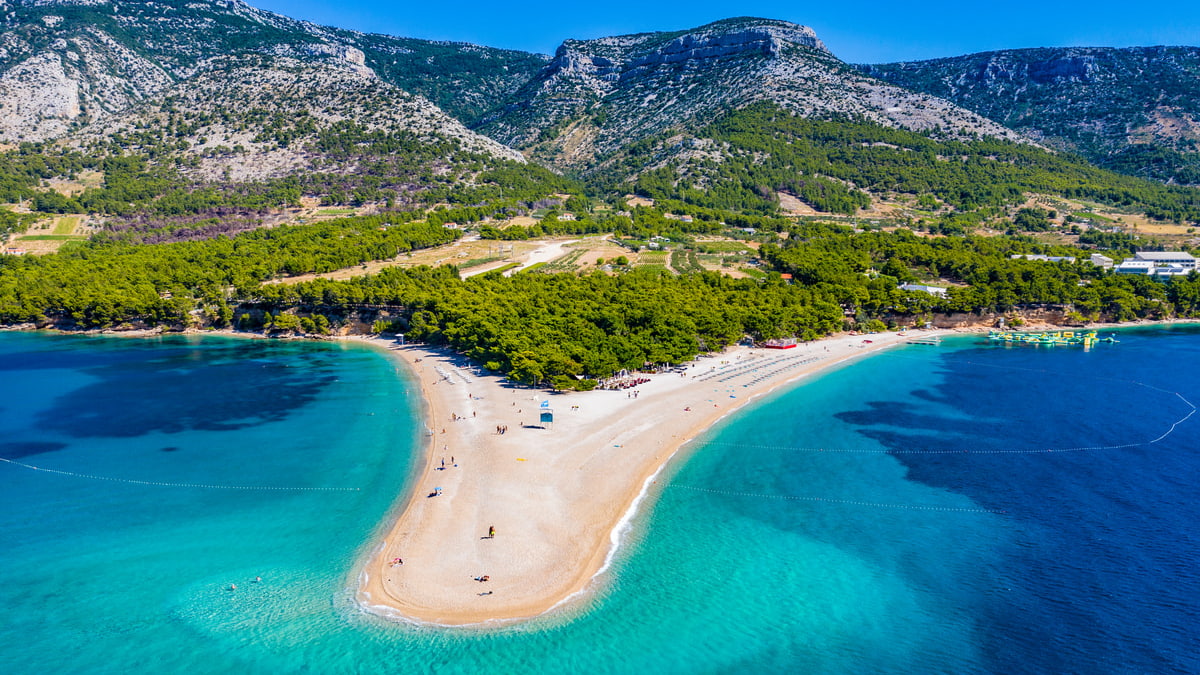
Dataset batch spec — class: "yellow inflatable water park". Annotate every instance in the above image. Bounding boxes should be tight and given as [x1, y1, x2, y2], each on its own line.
[986, 330, 1119, 347]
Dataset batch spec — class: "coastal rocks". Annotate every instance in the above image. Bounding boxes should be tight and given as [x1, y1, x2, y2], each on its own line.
[923, 307, 1073, 329]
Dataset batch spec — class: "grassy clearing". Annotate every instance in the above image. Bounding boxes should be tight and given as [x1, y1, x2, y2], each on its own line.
[543, 249, 587, 272]
[52, 216, 81, 235]
[670, 249, 705, 273]
[460, 255, 508, 269]
[478, 262, 521, 276]
[636, 251, 669, 266]
[1074, 212, 1115, 223]
[695, 241, 755, 254]
[17, 234, 86, 241]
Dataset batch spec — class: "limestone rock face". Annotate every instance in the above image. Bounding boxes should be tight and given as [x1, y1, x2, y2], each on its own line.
[0, 0, 542, 154]
[83, 55, 525, 181]
[474, 17, 1024, 171]
[0, 51, 80, 140]
[859, 46, 1200, 184]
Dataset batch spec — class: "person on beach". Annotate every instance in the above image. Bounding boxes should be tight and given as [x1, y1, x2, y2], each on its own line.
[488, 526, 496, 538]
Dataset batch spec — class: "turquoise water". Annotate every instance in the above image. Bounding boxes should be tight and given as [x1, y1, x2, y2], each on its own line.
[2, 328, 1198, 673]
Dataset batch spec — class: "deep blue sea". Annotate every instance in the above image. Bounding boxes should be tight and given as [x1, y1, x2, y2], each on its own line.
[1, 327, 1198, 674]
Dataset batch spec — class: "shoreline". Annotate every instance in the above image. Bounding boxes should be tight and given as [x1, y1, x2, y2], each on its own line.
[350, 329, 958, 626]
[353, 318, 1200, 627]
[4, 318, 1198, 626]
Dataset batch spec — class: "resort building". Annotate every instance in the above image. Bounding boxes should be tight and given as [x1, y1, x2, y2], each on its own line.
[898, 283, 949, 297]
[1133, 251, 1197, 269]
[1114, 251, 1198, 277]
[1090, 254, 1114, 269]
[1010, 254, 1077, 263]
[1114, 260, 1156, 275]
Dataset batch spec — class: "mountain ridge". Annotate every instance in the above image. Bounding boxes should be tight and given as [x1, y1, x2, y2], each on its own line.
[2, 1, 1199, 197]
[859, 46, 1200, 184]
[473, 16, 1026, 173]
[0, 0, 547, 141]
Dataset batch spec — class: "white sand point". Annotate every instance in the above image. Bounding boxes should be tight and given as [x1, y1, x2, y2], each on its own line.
[352, 329, 952, 625]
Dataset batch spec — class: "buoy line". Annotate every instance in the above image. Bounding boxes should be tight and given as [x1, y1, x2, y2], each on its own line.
[0, 456, 361, 492]
[694, 350, 1195, 457]
[667, 484, 1004, 514]
[697, 391, 1193, 456]
[665, 347, 1196, 511]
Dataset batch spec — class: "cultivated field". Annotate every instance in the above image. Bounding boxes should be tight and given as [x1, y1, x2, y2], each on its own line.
[8, 214, 91, 254]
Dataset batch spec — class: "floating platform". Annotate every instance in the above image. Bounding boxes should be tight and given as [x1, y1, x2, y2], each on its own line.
[987, 330, 1118, 347]
[906, 337, 942, 346]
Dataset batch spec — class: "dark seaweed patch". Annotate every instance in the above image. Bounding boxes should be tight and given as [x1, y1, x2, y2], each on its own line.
[0, 441, 68, 459]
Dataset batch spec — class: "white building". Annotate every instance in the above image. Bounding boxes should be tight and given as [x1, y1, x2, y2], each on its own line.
[1115, 251, 1198, 276]
[1011, 254, 1076, 263]
[899, 283, 948, 297]
[1114, 260, 1156, 275]
[1133, 251, 1197, 269]
[1090, 254, 1113, 269]
[1145, 264, 1192, 277]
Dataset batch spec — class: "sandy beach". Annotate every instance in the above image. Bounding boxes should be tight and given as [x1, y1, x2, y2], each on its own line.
[354, 328, 955, 626]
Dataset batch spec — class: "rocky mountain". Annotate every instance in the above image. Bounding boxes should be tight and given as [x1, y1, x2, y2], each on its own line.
[473, 17, 1026, 172]
[0, 0, 545, 142]
[6, 0, 1198, 200]
[859, 47, 1200, 185]
[81, 55, 524, 183]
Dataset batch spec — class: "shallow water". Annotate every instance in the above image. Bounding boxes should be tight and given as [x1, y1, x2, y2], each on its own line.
[1, 327, 1197, 673]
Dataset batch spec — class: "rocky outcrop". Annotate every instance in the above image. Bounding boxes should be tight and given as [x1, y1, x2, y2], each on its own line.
[624, 23, 825, 70]
[475, 17, 1024, 171]
[0, 0, 545, 141]
[0, 51, 80, 140]
[859, 46, 1200, 184]
[82, 56, 524, 182]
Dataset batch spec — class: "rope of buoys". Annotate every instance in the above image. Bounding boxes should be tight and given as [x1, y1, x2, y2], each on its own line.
[1148, 392, 1197, 443]
[668, 484, 1005, 514]
[700, 349, 1197, 456]
[0, 456, 361, 492]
